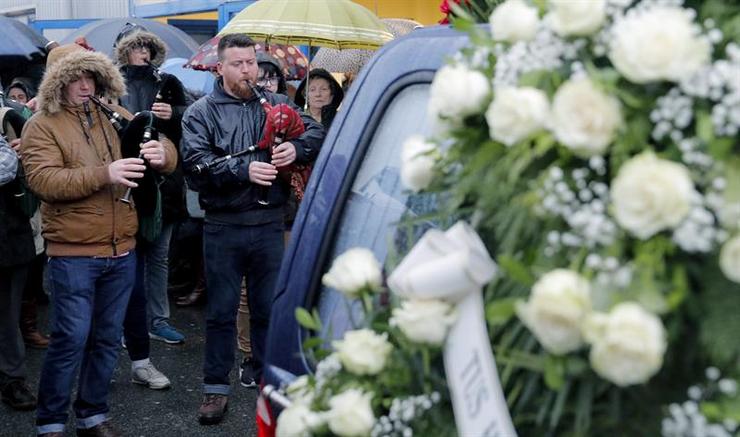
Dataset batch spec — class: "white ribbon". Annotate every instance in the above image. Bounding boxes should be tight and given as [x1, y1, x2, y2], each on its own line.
[388, 221, 517, 437]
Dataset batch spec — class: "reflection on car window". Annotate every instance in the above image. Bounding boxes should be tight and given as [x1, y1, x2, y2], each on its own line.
[315, 84, 435, 341]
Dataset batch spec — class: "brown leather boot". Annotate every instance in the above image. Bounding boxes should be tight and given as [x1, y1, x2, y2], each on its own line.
[20, 300, 49, 349]
[198, 394, 228, 425]
[76, 420, 122, 437]
[176, 270, 206, 307]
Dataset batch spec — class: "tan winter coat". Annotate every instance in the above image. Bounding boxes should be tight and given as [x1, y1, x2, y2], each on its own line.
[20, 47, 177, 257]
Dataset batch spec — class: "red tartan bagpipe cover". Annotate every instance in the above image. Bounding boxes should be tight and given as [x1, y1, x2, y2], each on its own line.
[256, 102, 312, 202]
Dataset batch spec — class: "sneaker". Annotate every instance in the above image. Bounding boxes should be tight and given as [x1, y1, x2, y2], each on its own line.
[0, 380, 36, 410]
[198, 394, 228, 425]
[132, 362, 171, 390]
[239, 358, 257, 388]
[149, 325, 185, 344]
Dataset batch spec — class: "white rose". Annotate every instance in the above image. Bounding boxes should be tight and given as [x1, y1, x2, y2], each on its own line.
[516, 269, 592, 355]
[551, 79, 621, 156]
[719, 235, 740, 283]
[547, 0, 606, 37]
[333, 329, 393, 375]
[489, 0, 540, 43]
[285, 375, 314, 405]
[610, 152, 694, 240]
[321, 248, 382, 298]
[583, 302, 667, 387]
[609, 6, 710, 83]
[400, 135, 437, 192]
[390, 299, 457, 346]
[486, 86, 549, 146]
[327, 389, 375, 437]
[276, 403, 325, 437]
[428, 64, 490, 132]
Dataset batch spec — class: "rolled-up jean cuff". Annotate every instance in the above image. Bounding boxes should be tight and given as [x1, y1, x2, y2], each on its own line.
[37, 423, 65, 435]
[204, 384, 230, 396]
[76, 413, 108, 429]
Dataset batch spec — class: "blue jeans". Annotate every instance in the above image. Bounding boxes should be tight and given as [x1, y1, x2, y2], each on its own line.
[36, 252, 136, 434]
[123, 222, 175, 361]
[145, 222, 175, 330]
[202, 221, 284, 395]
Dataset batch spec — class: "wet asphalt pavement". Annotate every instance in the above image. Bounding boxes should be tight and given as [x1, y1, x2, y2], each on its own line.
[1, 303, 257, 437]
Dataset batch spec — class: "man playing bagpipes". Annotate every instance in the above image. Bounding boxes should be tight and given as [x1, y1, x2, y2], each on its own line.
[113, 24, 189, 393]
[19, 42, 177, 437]
[181, 34, 324, 426]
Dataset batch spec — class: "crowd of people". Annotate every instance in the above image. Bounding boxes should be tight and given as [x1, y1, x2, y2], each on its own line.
[0, 26, 346, 437]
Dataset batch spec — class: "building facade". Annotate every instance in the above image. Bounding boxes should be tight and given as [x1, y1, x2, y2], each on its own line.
[1, 0, 441, 42]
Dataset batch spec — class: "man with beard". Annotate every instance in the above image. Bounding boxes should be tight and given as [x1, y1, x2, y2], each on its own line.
[181, 34, 324, 425]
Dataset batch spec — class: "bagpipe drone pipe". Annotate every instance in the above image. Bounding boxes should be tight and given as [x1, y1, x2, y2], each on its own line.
[89, 96, 162, 241]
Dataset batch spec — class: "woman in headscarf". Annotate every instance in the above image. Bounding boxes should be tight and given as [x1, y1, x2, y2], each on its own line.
[294, 68, 344, 129]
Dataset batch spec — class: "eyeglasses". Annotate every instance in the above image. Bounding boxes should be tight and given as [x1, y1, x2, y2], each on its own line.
[257, 77, 278, 86]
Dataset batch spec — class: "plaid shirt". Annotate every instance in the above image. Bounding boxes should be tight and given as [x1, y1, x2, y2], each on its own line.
[0, 136, 18, 186]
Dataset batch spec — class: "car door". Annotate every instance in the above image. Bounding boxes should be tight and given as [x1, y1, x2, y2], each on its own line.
[264, 26, 472, 386]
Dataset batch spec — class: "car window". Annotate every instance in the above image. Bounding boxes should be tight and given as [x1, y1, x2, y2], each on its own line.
[314, 83, 436, 341]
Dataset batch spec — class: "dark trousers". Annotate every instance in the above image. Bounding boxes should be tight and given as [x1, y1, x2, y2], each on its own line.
[0, 264, 29, 385]
[202, 221, 284, 395]
[36, 252, 135, 434]
[123, 251, 149, 361]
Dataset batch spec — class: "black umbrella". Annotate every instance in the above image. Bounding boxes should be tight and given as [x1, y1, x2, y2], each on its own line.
[0, 17, 48, 89]
[60, 18, 199, 61]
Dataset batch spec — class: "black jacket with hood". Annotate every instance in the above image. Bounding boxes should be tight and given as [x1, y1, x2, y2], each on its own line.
[115, 30, 188, 223]
[181, 78, 324, 225]
[295, 68, 344, 130]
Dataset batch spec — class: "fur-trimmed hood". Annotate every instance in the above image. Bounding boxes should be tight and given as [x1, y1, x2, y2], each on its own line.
[115, 31, 167, 67]
[37, 49, 126, 116]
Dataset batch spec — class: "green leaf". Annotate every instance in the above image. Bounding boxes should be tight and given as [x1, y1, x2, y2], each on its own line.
[302, 336, 323, 351]
[486, 297, 518, 326]
[295, 307, 320, 331]
[574, 379, 594, 436]
[519, 70, 548, 88]
[499, 255, 535, 286]
[708, 137, 734, 162]
[697, 110, 715, 144]
[666, 266, 689, 310]
[544, 355, 566, 390]
[698, 262, 740, 367]
[550, 379, 572, 430]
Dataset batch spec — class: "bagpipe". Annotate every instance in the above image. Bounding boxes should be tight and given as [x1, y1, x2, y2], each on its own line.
[247, 82, 312, 205]
[88, 96, 162, 241]
[148, 61, 186, 107]
[148, 61, 187, 141]
[192, 82, 313, 206]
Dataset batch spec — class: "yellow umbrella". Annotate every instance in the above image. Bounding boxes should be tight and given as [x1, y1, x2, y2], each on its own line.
[219, 0, 394, 50]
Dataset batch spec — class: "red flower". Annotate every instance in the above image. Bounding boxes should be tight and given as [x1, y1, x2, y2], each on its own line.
[438, 0, 470, 25]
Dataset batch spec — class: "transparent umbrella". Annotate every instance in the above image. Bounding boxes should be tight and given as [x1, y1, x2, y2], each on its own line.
[312, 18, 422, 75]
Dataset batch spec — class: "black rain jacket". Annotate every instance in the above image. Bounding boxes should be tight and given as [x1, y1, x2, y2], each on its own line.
[181, 78, 324, 225]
